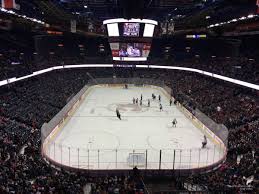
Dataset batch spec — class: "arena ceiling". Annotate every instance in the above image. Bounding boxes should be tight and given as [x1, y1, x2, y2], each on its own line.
[13, 0, 224, 23]
[2, 0, 257, 33]
[47, 0, 255, 21]
[52, 0, 219, 21]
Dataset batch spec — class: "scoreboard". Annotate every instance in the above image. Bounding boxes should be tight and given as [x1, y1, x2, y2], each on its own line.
[103, 18, 157, 62]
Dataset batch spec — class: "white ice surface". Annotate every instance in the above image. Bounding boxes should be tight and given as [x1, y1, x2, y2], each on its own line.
[44, 86, 224, 170]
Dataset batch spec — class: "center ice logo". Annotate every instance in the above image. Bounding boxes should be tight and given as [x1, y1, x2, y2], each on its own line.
[107, 103, 148, 113]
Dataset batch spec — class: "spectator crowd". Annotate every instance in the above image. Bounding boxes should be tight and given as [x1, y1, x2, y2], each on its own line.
[135, 69, 258, 192]
[0, 66, 258, 193]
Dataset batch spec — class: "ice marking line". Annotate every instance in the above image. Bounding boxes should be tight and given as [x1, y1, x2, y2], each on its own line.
[158, 86, 224, 148]
[43, 86, 94, 156]
[43, 85, 225, 170]
[63, 115, 186, 118]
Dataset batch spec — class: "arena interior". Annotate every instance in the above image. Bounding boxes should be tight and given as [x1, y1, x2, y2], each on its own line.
[0, 0, 258, 193]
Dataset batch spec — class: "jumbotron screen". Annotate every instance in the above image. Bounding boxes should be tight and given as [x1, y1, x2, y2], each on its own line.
[103, 19, 157, 61]
[123, 23, 140, 37]
[119, 43, 142, 57]
[103, 19, 158, 37]
[110, 42, 151, 61]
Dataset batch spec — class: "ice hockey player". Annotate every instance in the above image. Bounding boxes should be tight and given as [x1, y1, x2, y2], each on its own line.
[148, 99, 150, 107]
[151, 93, 154, 100]
[159, 95, 161, 102]
[172, 118, 177, 127]
[116, 108, 121, 120]
[140, 99, 142, 106]
[125, 84, 128, 89]
[133, 97, 135, 104]
[136, 98, 138, 104]
[202, 135, 207, 148]
[170, 98, 172, 106]
[140, 94, 143, 101]
[159, 103, 163, 111]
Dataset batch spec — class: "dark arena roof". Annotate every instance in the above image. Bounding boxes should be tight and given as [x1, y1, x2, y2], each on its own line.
[0, 0, 258, 193]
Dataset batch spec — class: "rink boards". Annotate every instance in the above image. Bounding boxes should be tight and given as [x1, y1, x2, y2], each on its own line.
[42, 84, 227, 171]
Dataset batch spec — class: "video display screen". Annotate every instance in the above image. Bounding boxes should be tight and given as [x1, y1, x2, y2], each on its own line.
[123, 23, 140, 37]
[110, 42, 151, 61]
[119, 43, 143, 57]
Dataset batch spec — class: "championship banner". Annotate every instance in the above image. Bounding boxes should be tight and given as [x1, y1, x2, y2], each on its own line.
[71, 20, 77, 33]
[0, 19, 12, 30]
[1, 0, 20, 10]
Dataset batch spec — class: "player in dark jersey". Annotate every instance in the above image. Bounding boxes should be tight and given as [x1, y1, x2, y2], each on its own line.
[172, 118, 177, 127]
[159, 104, 163, 111]
[116, 108, 121, 120]
[202, 135, 207, 148]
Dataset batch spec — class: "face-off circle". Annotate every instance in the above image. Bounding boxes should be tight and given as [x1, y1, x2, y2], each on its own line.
[107, 103, 149, 113]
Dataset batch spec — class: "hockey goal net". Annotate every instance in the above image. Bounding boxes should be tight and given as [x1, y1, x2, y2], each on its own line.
[127, 152, 146, 167]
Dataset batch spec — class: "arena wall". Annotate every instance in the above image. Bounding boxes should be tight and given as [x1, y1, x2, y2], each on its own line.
[148, 85, 226, 148]
[41, 79, 228, 174]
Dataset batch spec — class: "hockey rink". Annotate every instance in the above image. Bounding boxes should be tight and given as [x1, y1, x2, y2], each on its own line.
[43, 85, 225, 170]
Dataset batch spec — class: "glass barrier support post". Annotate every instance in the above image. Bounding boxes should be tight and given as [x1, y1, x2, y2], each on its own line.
[198, 148, 201, 168]
[159, 150, 162, 170]
[133, 149, 135, 167]
[98, 149, 100, 169]
[213, 145, 216, 162]
[179, 150, 182, 169]
[206, 149, 209, 166]
[189, 149, 192, 169]
[145, 149, 148, 170]
[115, 149, 118, 169]
[173, 149, 175, 170]
[88, 149, 90, 170]
[68, 147, 71, 166]
[77, 148, 79, 169]
[60, 145, 62, 165]
[54, 142, 56, 160]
